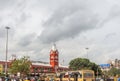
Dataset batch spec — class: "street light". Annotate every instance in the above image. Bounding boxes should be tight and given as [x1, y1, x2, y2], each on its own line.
[85, 48, 89, 59]
[5, 26, 10, 76]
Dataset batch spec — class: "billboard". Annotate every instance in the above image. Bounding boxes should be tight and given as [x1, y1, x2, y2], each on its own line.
[99, 64, 110, 69]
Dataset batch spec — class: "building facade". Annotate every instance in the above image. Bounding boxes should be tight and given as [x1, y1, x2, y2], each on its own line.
[0, 44, 69, 75]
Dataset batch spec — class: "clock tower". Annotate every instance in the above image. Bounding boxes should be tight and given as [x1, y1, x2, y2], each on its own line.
[50, 44, 59, 70]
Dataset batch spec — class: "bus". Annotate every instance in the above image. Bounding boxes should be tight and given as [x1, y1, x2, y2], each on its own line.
[55, 70, 95, 81]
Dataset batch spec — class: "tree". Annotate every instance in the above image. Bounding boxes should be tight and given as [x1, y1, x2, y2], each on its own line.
[69, 58, 102, 76]
[107, 67, 120, 76]
[69, 58, 89, 70]
[9, 56, 32, 76]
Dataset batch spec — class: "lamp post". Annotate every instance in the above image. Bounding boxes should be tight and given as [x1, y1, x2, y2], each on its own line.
[5, 26, 10, 76]
[85, 48, 89, 59]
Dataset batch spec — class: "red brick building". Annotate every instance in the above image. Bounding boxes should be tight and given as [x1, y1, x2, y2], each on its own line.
[0, 44, 69, 74]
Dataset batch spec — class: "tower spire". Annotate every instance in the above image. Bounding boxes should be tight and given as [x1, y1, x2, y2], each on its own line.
[52, 43, 57, 51]
[50, 43, 59, 71]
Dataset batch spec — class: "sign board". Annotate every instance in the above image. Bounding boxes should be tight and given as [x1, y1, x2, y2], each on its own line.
[99, 64, 110, 69]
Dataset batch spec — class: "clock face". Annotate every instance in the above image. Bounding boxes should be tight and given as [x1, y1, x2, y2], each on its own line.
[50, 51, 53, 54]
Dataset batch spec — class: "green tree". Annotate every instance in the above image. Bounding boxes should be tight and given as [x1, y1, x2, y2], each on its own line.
[107, 67, 120, 76]
[9, 56, 32, 76]
[69, 58, 102, 76]
[69, 58, 89, 70]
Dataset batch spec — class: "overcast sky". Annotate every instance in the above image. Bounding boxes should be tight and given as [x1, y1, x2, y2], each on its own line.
[0, 0, 120, 65]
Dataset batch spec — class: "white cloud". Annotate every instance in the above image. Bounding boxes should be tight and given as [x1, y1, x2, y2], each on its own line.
[0, 0, 120, 65]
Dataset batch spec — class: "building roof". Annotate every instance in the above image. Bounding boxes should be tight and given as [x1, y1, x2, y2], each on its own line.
[32, 62, 51, 67]
[31, 60, 68, 68]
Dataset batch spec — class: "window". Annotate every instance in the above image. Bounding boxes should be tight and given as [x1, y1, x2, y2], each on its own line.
[83, 72, 93, 78]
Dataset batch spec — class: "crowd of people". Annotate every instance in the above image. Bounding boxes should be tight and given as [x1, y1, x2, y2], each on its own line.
[0, 76, 49, 81]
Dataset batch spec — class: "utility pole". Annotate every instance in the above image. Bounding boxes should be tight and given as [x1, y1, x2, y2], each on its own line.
[5, 26, 10, 76]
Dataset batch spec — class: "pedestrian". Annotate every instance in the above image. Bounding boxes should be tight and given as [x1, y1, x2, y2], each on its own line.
[24, 77, 30, 81]
[0, 77, 2, 81]
[118, 77, 120, 81]
[46, 77, 49, 81]
[67, 77, 70, 81]
[31, 77, 35, 81]
[11, 78, 16, 81]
